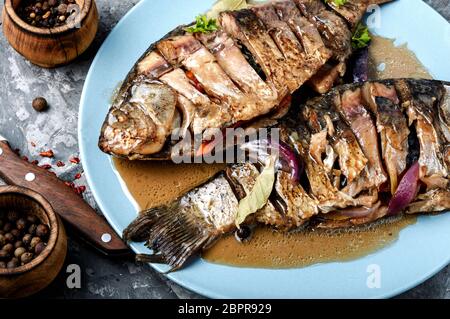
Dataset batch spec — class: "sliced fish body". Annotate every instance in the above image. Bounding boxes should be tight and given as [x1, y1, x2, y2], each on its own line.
[336, 86, 388, 188]
[362, 82, 409, 193]
[252, 4, 317, 89]
[273, 0, 332, 64]
[99, 0, 393, 160]
[325, 0, 368, 27]
[395, 79, 449, 187]
[294, 0, 352, 61]
[124, 79, 450, 270]
[196, 31, 277, 102]
[219, 9, 293, 95]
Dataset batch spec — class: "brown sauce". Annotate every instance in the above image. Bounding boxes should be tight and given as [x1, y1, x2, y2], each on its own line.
[203, 216, 416, 269]
[368, 36, 432, 80]
[113, 36, 428, 269]
[112, 158, 224, 210]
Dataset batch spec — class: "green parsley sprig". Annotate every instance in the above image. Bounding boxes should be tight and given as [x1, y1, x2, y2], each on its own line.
[185, 15, 218, 34]
[325, 0, 348, 7]
[352, 23, 371, 49]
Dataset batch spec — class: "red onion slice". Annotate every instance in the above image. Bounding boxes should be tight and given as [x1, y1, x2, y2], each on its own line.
[387, 162, 420, 215]
[241, 139, 301, 183]
[269, 140, 301, 183]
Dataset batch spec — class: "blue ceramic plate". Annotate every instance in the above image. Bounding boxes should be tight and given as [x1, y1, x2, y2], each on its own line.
[79, 0, 450, 298]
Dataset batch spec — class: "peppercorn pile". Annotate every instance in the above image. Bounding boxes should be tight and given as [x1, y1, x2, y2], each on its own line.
[0, 210, 49, 269]
[17, 0, 78, 28]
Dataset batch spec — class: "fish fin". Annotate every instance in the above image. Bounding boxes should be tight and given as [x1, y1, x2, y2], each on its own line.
[124, 202, 218, 271]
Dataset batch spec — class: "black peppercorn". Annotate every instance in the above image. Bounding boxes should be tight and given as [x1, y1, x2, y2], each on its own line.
[3, 222, 12, 233]
[28, 224, 37, 235]
[3, 243, 14, 254]
[14, 247, 27, 259]
[4, 233, 14, 243]
[30, 237, 41, 249]
[234, 225, 253, 243]
[26, 215, 39, 224]
[16, 218, 27, 231]
[11, 229, 21, 238]
[21, 252, 34, 264]
[36, 224, 49, 238]
[14, 241, 23, 249]
[32, 97, 48, 112]
[35, 242, 46, 255]
[22, 234, 32, 246]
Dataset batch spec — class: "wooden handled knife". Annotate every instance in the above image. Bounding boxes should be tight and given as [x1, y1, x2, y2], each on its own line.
[0, 135, 129, 255]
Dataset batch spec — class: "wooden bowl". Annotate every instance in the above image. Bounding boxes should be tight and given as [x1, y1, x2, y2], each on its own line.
[0, 185, 67, 299]
[2, 0, 99, 68]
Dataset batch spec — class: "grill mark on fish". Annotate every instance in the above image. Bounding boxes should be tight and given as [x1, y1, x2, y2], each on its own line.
[395, 79, 449, 189]
[362, 82, 409, 193]
[252, 3, 324, 90]
[335, 86, 388, 188]
[294, 0, 352, 62]
[196, 31, 279, 121]
[219, 9, 292, 95]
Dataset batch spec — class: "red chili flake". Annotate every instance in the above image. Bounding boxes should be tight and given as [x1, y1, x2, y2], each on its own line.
[31, 142, 36, 147]
[39, 150, 54, 158]
[56, 161, 65, 167]
[77, 186, 86, 193]
[74, 173, 81, 180]
[40, 164, 52, 170]
[21, 156, 29, 162]
[14, 148, 20, 155]
[31, 160, 39, 165]
[69, 157, 80, 164]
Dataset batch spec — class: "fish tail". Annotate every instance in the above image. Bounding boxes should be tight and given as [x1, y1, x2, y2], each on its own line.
[123, 202, 218, 272]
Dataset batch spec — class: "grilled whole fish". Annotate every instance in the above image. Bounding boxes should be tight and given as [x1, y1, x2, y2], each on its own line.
[123, 79, 450, 271]
[99, 0, 394, 160]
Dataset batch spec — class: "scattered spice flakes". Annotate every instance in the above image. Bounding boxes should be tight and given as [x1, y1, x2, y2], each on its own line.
[31, 160, 39, 165]
[64, 181, 75, 188]
[40, 164, 52, 170]
[14, 148, 20, 155]
[39, 150, 54, 158]
[69, 157, 80, 164]
[21, 156, 29, 162]
[56, 160, 65, 167]
[77, 185, 86, 194]
[74, 173, 81, 180]
[31, 141, 36, 147]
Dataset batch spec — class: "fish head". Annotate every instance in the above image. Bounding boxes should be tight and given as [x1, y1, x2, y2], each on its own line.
[99, 82, 177, 159]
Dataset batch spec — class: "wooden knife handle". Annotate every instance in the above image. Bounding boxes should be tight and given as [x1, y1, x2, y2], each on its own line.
[0, 141, 129, 255]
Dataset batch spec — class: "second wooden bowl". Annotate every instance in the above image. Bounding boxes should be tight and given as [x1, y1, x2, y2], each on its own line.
[0, 185, 67, 299]
[2, 0, 99, 68]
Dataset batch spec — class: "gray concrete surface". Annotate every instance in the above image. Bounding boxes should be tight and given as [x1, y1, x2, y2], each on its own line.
[0, 0, 449, 299]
